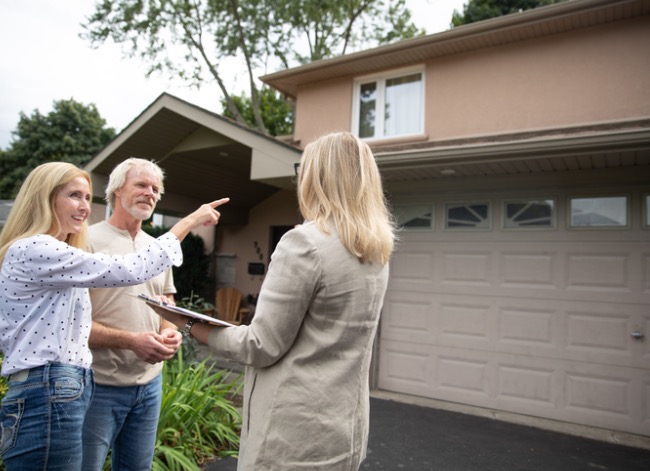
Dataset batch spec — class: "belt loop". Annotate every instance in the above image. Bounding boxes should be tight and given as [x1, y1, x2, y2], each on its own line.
[43, 363, 51, 383]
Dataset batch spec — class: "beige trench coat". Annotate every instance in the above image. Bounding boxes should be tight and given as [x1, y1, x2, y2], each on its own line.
[208, 222, 389, 470]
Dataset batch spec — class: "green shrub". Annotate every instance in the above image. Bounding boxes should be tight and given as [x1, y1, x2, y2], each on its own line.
[0, 343, 241, 471]
[153, 346, 242, 471]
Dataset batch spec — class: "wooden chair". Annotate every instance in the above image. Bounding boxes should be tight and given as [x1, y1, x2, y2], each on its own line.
[214, 287, 250, 325]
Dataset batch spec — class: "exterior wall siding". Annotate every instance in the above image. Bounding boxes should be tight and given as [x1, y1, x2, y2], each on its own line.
[218, 189, 301, 298]
[292, 16, 650, 146]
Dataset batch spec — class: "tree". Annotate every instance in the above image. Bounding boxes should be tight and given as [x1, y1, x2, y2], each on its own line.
[0, 99, 116, 199]
[143, 224, 211, 300]
[221, 87, 294, 136]
[82, 0, 423, 134]
[452, 0, 566, 26]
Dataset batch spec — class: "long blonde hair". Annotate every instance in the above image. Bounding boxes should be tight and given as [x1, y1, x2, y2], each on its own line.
[0, 162, 92, 263]
[297, 132, 395, 264]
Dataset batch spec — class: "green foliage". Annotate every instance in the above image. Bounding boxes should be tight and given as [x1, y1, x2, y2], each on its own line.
[142, 225, 212, 300]
[452, 0, 566, 27]
[221, 87, 294, 136]
[0, 98, 116, 198]
[153, 346, 242, 471]
[82, 0, 423, 133]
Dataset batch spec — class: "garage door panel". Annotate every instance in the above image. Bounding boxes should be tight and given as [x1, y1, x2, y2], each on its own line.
[436, 353, 490, 398]
[566, 311, 633, 357]
[382, 292, 435, 344]
[499, 251, 558, 289]
[440, 250, 492, 287]
[561, 363, 649, 435]
[439, 302, 492, 347]
[566, 251, 631, 293]
[498, 306, 556, 347]
[390, 249, 434, 280]
[496, 363, 556, 407]
[378, 339, 434, 397]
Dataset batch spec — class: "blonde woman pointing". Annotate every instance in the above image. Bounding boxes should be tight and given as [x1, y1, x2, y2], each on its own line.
[0, 162, 228, 471]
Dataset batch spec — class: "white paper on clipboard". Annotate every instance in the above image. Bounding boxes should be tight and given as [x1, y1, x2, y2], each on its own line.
[133, 294, 235, 327]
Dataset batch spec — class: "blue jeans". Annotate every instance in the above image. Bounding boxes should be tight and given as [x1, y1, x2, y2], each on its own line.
[0, 363, 94, 471]
[81, 375, 162, 471]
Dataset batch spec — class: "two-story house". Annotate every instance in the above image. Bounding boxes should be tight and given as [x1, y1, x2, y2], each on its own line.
[86, 0, 650, 442]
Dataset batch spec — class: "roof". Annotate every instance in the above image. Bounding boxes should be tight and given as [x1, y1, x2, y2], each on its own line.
[85, 93, 301, 221]
[260, 0, 650, 182]
[261, 0, 650, 97]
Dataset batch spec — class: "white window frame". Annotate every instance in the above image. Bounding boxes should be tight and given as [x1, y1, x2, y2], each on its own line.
[567, 195, 629, 229]
[351, 65, 425, 141]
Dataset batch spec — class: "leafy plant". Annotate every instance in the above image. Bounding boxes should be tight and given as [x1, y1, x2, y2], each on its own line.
[153, 346, 242, 471]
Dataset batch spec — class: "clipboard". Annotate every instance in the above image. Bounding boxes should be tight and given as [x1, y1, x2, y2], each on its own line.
[133, 294, 235, 327]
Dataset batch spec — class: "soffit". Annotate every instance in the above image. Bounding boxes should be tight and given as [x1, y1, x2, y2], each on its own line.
[86, 96, 297, 217]
[261, 0, 650, 97]
[374, 124, 650, 182]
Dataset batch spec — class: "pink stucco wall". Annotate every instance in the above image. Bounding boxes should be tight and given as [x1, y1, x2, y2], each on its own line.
[218, 189, 301, 299]
[292, 16, 650, 146]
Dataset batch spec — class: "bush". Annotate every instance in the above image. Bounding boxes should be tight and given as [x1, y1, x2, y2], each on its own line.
[151, 293, 241, 470]
[153, 346, 242, 471]
[0, 338, 241, 471]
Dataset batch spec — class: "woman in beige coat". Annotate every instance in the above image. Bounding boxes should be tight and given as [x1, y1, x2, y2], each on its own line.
[159, 132, 396, 470]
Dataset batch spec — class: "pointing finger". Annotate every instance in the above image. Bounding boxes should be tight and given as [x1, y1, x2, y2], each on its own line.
[210, 197, 230, 209]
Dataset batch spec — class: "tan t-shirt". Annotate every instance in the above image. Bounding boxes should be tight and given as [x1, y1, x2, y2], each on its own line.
[88, 221, 176, 386]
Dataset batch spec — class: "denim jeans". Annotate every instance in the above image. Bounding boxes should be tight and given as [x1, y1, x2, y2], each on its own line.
[81, 374, 162, 471]
[0, 363, 94, 471]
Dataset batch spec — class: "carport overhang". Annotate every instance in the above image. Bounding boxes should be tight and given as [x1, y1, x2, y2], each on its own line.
[84, 93, 302, 224]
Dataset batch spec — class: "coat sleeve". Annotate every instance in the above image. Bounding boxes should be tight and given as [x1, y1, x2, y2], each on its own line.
[207, 226, 321, 368]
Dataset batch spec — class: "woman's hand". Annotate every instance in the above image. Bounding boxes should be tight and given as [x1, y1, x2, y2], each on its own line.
[170, 198, 230, 241]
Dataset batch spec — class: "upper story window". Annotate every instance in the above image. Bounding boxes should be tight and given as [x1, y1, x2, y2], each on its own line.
[353, 67, 424, 140]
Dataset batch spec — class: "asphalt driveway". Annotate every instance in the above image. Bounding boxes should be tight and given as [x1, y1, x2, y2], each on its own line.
[204, 395, 650, 470]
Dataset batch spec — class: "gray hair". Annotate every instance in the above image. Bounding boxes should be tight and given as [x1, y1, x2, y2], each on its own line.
[105, 157, 165, 209]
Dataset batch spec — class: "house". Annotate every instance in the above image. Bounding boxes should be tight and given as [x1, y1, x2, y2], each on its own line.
[86, 0, 650, 443]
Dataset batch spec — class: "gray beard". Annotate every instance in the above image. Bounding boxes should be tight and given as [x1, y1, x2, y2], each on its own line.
[123, 202, 154, 221]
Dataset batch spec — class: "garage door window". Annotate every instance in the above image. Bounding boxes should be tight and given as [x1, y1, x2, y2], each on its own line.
[445, 202, 490, 230]
[569, 196, 628, 228]
[503, 199, 555, 229]
[394, 204, 434, 229]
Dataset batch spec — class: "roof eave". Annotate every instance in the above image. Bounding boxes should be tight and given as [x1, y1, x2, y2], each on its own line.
[261, 0, 648, 97]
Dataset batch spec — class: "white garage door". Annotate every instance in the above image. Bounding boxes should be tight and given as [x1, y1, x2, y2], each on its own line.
[379, 189, 650, 436]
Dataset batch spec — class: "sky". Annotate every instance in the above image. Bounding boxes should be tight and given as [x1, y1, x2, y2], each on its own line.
[0, 0, 466, 149]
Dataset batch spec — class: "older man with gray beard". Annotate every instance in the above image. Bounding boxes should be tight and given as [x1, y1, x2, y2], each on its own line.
[81, 158, 181, 471]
